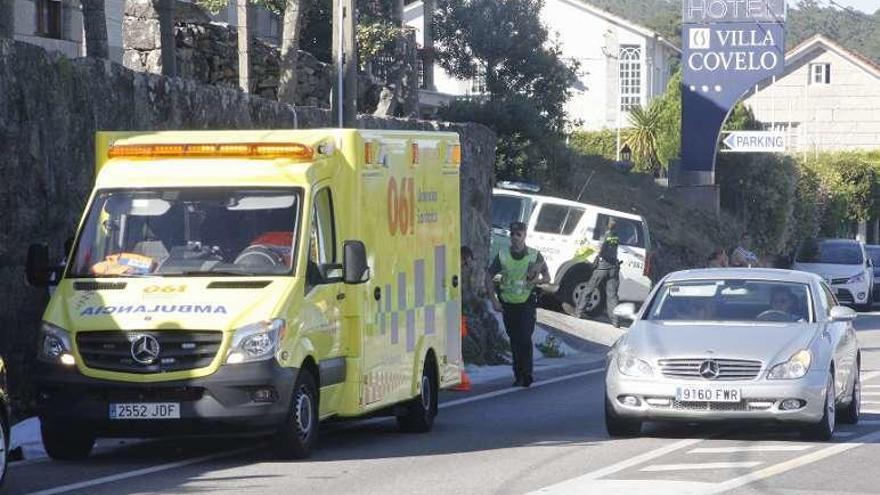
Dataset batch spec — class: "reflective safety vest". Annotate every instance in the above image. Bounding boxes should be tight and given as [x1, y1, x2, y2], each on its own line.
[499, 247, 539, 304]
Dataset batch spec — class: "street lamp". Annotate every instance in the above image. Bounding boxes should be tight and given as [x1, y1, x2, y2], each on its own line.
[615, 144, 633, 173]
[620, 144, 632, 163]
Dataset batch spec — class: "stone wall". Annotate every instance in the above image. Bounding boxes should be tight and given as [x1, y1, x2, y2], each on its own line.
[0, 40, 500, 409]
[176, 23, 333, 107]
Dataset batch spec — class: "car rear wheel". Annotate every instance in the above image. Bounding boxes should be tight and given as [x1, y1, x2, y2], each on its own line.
[41, 420, 95, 460]
[802, 370, 836, 441]
[275, 370, 319, 459]
[838, 364, 860, 425]
[605, 396, 641, 437]
[0, 411, 8, 485]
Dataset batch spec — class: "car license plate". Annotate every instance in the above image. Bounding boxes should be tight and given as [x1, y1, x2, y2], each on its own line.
[109, 403, 180, 420]
[675, 387, 740, 403]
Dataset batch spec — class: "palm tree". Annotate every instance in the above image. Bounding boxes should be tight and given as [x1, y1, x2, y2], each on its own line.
[81, 0, 109, 58]
[625, 103, 663, 175]
[0, 0, 14, 39]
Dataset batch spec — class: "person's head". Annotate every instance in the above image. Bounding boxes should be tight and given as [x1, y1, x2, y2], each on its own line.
[770, 287, 795, 312]
[607, 218, 617, 234]
[740, 232, 752, 249]
[691, 297, 714, 319]
[461, 245, 474, 267]
[509, 222, 527, 250]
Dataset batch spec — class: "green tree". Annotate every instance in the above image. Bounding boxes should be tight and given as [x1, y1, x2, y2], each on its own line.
[0, 0, 12, 39]
[434, 0, 578, 178]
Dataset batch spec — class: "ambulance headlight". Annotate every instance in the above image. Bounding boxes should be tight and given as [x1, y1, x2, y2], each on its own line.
[225, 319, 285, 364]
[38, 322, 75, 366]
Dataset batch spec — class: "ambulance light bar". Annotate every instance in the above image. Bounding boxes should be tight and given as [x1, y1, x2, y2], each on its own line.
[107, 143, 314, 160]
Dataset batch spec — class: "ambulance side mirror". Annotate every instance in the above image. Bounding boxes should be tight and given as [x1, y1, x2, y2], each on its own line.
[26, 243, 51, 288]
[343, 240, 370, 284]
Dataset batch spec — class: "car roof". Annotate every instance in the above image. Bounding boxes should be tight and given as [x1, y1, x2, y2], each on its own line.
[663, 268, 821, 284]
[492, 188, 644, 222]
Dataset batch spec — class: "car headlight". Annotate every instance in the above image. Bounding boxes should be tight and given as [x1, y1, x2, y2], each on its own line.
[38, 322, 76, 366]
[617, 351, 653, 378]
[225, 319, 285, 364]
[767, 349, 812, 380]
[848, 273, 865, 284]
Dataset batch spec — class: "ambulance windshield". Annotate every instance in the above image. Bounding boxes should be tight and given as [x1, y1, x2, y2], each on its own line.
[68, 188, 301, 278]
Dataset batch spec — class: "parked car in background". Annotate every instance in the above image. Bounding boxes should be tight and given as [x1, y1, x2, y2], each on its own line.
[793, 238, 874, 311]
[490, 182, 654, 315]
[865, 244, 880, 302]
[606, 269, 861, 441]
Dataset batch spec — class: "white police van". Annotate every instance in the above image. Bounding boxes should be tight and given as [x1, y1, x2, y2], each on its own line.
[490, 182, 654, 315]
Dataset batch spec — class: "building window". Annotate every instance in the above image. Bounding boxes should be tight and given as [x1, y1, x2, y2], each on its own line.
[619, 45, 642, 111]
[470, 64, 487, 94]
[35, 0, 63, 39]
[810, 63, 831, 85]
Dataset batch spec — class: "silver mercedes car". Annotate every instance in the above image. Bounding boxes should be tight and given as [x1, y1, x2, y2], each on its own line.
[605, 268, 861, 441]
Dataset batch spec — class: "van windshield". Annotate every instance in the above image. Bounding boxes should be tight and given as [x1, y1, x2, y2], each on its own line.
[68, 188, 301, 278]
[491, 195, 531, 230]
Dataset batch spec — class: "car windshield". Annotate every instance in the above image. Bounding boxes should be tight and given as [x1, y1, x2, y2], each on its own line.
[491, 195, 530, 230]
[797, 240, 864, 265]
[646, 279, 812, 323]
[68, 188, 301, 278]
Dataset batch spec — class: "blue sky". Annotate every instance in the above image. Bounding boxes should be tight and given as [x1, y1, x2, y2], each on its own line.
[828, 0, 879, 13]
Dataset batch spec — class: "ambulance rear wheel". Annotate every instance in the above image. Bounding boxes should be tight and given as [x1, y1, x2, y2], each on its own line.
[275, 370, 318, 459]
[41, 421, 95, 460]
[397, 358, 438, 433]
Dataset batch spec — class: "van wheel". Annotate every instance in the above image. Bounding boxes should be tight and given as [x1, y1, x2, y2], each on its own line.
[568, 281, 603, 317]
[41, 420, 95, 460]
[397, 359, 438, 433]
[275, 370, 319, 459]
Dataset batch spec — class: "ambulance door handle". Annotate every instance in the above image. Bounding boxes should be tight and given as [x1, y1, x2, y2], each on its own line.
[374, 287, 382, 301]
[336, 293, 346, 301]
[452, 275, 459, 288]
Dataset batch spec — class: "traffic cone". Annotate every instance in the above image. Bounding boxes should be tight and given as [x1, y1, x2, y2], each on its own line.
[451, 368, 472, 391]
[451, 315, 472, 391]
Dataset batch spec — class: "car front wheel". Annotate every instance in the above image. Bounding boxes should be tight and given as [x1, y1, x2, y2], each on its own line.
[802, 370, 836, 441]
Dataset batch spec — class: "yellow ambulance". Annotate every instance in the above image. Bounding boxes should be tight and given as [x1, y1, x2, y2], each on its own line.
[27, 129, 463, 460]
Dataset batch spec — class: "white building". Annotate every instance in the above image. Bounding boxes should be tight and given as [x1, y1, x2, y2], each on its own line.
[403, 0, 680, 130]
[744, 34, 880, 153]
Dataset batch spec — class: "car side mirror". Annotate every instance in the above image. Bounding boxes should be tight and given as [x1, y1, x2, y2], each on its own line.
[343, 240, 370, 284]
[26, 243, 51, 288]
[829, 305, 857, 322]
[613, 302, 637, 322]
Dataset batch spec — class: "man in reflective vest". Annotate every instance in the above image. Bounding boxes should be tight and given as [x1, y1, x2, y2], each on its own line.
[575, 218, 621, 327]
[487, 222, 550, 387]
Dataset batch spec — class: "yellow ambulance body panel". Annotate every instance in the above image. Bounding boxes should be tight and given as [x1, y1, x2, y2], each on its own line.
[35, 129, 462, 456]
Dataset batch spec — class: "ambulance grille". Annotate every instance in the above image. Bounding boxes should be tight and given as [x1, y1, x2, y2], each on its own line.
[207, 281, 272, 289]
[77, 331, 222, 374]
[74, 282, 127, 291]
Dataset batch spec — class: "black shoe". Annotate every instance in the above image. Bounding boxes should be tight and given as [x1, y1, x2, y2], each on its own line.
[611, 320, 621, 328]
[513, 378, 523, 387]
[521, 376, 533, 387]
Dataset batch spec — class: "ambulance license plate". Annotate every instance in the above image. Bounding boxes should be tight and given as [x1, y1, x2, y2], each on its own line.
[675, 387, 740, 403]
[109, 403, 180, 420]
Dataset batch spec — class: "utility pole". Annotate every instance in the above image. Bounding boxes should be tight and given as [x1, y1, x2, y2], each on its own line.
[236, 0, 250, 93]
[332, 0, 357, 127]
[422, 0, 435, 90]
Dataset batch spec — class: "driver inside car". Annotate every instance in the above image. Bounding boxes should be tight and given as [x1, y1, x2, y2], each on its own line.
[764, 287, 804, 322]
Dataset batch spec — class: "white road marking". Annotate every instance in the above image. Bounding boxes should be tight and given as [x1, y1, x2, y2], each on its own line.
[532, 437, 705, 492]
[834, 432, 856, 437]
[862, 385, 880, 389]
[858, 420, 880, 425]
[705, 429, 880, 494]
[862, 371, 880, 381]
[860, 392, 880, 396]
[860, 409, 880, 414]
[531, 479, 714, 495]
[862, 401, 880, 405]
[21, 446, 259, 495]
[440, 367, 604, 409]
[641, 462, 762, 472]
[688, 446, 811, 454]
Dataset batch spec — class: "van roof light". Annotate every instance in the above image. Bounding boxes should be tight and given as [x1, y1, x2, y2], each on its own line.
[107, 142, 314, 160]
[497, 181, 541, 193]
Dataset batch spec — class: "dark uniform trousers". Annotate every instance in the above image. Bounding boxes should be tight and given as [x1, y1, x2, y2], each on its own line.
[576, 265, 620, 324]
[502, 301, 537, 383]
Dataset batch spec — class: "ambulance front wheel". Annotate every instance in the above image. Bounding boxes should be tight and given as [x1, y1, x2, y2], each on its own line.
[396, 357, 438, 433]
[41, 420, 95, 460]
[275, 369, 319, 459]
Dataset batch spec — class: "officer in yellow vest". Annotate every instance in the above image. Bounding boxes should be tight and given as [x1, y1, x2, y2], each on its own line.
[487, 222, 550, 387]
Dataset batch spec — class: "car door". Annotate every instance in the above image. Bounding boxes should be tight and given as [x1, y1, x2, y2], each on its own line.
[527, 201, 584, 281]
[821, 282, 857, 401]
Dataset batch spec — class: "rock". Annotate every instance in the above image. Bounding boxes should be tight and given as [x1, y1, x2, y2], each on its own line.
[122, 17, 161, 51]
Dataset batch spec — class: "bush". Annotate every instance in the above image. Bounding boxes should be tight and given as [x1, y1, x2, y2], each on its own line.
[569, 129, 617, 162]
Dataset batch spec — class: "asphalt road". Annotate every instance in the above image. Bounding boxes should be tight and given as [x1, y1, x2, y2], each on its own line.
[7, 312, 880, 495]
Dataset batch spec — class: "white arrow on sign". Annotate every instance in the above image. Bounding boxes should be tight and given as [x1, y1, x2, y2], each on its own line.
[721, 131, 785, 153]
